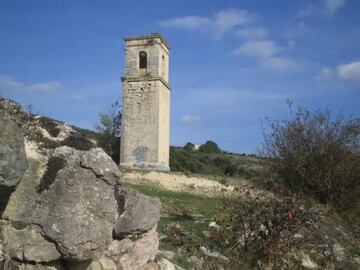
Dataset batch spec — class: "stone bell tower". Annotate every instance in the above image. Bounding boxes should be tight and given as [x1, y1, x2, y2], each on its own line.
[120, 33, 171, 171]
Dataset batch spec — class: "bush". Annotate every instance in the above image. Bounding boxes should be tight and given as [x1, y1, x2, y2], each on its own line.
[199, 140, 222, 153]
[183, 142, 195, 152]
[95, 101, 121, 164]
[262, 104, 360, 212]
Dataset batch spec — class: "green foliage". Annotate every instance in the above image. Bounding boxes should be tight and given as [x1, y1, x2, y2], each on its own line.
[262, 105, 360, 213]
[199, 140, 222, 153]
[126, 183, 221, 269]
[170, 147, 270, 181]
[95, 101, 121, 164]
[183, 142, 195, 152]
[213, 187, 320, 269]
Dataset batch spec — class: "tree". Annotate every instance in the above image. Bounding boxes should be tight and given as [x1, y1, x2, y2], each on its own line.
[262, 104, 360, 212]
[95, 100, 122, 164]
[183, 142, 195, 152]
[199, 140, 221, 153]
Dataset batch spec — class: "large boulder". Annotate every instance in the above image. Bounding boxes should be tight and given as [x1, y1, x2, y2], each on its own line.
[103, 228, 159, 270]
[114, 189, 161, 236]
[114, 228, 159, 270]
[0, 98, 162, 269]
[3, 146, 120, 261]
[67, 228, 159, 270]
[2, 222, 60, 263]
[0, 115, 28, 212]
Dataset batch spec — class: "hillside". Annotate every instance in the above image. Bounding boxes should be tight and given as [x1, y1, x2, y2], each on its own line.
[5, 102, 357, 270]
[122, 169, 360, 270]
[169, 145, 274, 187]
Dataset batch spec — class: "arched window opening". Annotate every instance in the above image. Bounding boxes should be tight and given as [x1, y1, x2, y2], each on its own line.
[139, 51, 147, 69]
[161, 55, 166, 78]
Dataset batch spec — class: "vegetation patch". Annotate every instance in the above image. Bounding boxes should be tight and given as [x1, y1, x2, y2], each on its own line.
[61, 134, 96, 151]
[38, 157, 66, 193]
[38, 116, 61, 137]
[170, 146, 272, 184]
[125, 183, 222, 268]
[262, 104, 360, 228]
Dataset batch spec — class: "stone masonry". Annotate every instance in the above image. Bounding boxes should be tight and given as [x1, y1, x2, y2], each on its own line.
[120, 33, 171, 171]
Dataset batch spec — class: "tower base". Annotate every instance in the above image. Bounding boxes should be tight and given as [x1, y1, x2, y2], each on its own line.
[120, 163, 170, 172]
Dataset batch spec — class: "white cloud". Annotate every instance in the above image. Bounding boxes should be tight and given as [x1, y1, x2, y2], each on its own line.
[324, 0, 346, 15]
[337, 61, 360, 81]
[298, 0, 346, 17]
[232, 40, 301, 71]
[235, 26, 268, 40]
[212, 9, 256, 39]
[262, 57, 300, 70]
[316, 61, 360, 82]
[286, 21, 311, 39]
[232, 40, 283, 58]
[298, 3, 315, 17]
[159, 9, 256, 39]
[316, 67, 335, 80]
[181, 114, 201, 125]
[158, 16, 211, 30]
[0, 74, 60, 93]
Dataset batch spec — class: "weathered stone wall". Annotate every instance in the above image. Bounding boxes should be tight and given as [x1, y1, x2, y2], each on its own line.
[124, 35, 169, 82]
[157, 81, 170, 166]
[120, 34, 170, 171]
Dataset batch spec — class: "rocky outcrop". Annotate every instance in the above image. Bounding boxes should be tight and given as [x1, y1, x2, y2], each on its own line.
[114, 189, 161, 236]
[0, 115, 28, 212]
[0, 98, 162, 270]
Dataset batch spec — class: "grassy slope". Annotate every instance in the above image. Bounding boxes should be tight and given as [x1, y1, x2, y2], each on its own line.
[169, 147, 272, 183]
[125, 177, 360, 270]
[125, 183, 222, 268]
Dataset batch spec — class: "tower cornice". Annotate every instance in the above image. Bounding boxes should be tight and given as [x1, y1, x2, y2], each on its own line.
[124, 33, 170, 51]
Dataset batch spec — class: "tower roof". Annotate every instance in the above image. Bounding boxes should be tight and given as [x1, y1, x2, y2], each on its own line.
[124, 33, 170, 50]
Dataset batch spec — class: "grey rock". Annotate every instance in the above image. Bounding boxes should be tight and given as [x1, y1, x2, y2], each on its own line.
[111, 228, 159, 270]
[73, 229, 159, 270]
[68, 257, 116, 270]
[0, 98, 163, 267]
[7, 261, 65, 270]
[187, 256, 203, 270]
[199, 246, 229, 262]
[114, 188, 161, 236]
[36, 148, 119, 260]
[159, 250, 175, 260]
[0, 115, 28, 211]
[80, 148, 121, 186]
[3, 146, 120, 261]
[104, 239, 135, 260]
[157, 258, 185, 270]
[2, 223, 60, 263]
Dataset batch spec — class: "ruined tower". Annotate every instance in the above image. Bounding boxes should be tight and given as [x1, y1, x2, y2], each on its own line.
[120, 33, 171, 171]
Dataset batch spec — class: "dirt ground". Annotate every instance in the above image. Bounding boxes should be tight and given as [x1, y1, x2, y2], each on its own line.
[120, 169, 273, 199]
[121, 170, 234, 197]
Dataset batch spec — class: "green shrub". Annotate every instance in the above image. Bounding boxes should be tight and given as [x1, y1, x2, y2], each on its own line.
[183, 142, 195, 152]
[95, 101, 121, 164]
[262, 105, 360, 212]
[199, 140, 222, 153]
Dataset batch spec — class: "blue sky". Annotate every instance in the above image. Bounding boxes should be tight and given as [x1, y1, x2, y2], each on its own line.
[0, 0, 359, 153]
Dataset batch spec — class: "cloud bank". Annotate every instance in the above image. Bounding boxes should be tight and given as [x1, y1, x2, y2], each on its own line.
[159, 9, 256, 39]
[232, 40, 300, 70]
[299, 0, 346, 17]
[180, 114, 201, 125]
[0, 74, 61, 93]
[316, 60, 360, 83]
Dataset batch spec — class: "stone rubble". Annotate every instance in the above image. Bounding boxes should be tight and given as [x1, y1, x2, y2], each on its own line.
[0, 98, 172, 270]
